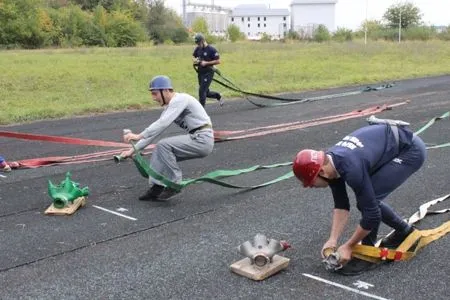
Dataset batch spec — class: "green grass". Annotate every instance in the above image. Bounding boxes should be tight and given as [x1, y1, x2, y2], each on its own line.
[0, 40, 449, 125]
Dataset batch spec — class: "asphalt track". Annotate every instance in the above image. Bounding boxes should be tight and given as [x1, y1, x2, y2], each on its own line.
[0, 75, 449, 300]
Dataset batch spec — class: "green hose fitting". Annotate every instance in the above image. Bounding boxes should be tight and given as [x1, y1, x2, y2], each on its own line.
[48, 172, 89, 209]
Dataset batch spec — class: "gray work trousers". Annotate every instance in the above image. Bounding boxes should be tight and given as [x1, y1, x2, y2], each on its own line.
[149, 129, 214, 186]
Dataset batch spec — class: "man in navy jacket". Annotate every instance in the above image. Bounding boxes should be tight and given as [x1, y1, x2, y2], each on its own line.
[293, 121, 426, 275]
[192, 33, 223, 107]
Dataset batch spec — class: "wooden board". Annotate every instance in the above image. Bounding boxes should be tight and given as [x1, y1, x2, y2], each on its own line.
[230, 255, 290, 281]
[45, 197, 86, 216]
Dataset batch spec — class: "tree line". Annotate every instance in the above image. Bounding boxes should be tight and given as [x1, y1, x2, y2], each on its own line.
[0, 0, 189, 48]
[1, 1, 449, 49]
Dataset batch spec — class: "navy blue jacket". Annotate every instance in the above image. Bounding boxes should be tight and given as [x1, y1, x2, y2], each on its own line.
[326, 124, 414, 231]
[193, 45, 220, 73]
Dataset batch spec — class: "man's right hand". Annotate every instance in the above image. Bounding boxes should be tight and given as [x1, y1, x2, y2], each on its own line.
[119, 148, 134, 159]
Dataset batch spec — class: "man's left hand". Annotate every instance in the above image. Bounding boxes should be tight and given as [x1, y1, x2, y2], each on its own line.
[199, 61, 207, 67]
[123, 133, 141, 143]
[337, 244, 353, 265]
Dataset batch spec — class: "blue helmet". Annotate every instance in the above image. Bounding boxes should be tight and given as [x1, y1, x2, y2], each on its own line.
[149, 75, 173, 91]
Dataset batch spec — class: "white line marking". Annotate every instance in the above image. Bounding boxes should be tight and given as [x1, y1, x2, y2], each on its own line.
[302, 273, 390, 300]
[354, 280, 374, 289]
[93, 205, 137, 221]
[0, 174, 6, 178]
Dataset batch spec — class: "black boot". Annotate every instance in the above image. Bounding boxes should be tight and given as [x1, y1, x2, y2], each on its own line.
[153, 187, 180, 201]
[336, 258, 380, 276]
[138, 184, 165, 201]
[379, 226, 415, 249]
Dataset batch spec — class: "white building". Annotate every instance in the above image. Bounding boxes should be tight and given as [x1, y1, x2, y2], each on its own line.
[186, 3, 231, 35]
[229, 5, 290, 40]
[290, 0, 337, 36]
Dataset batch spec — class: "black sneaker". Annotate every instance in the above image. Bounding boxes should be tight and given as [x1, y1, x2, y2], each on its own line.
[153, 188, 180, 201]
[379, 226, 415, 249]
[335, 258, 379, 276]
[138, 184, 164, 201]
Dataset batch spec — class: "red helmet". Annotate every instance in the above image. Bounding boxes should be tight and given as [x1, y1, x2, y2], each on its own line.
[292, 149, 324, 187]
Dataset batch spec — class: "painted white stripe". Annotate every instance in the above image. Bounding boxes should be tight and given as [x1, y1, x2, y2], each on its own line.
[93, 205, 137, 221]
[0, 174, 6, 178]
[302, 273, 390, 300]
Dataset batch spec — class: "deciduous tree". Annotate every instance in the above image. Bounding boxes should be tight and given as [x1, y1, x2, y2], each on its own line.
[383, 2, 422, 28]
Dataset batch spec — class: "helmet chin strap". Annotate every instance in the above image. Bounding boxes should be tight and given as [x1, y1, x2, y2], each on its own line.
[318, 167, 337, 183]
[160, 90, 166, 106]
[318, 174, 333, 183]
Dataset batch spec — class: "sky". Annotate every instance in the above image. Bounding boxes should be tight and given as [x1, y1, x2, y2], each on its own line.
[164, 0, 450, 30]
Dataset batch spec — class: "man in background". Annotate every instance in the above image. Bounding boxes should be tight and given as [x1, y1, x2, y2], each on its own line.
[192, 33, 223, 107]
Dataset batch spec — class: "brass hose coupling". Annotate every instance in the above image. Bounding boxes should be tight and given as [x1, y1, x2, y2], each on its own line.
[322, 247, 343, 271]
[114, 129, 132, 163]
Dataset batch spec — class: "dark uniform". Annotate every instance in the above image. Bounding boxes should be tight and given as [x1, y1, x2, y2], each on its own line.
[193, 45, 221, 107]
[326, 124, 426, 246]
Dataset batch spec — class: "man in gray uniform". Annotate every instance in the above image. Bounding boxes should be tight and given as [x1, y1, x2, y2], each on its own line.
[120, 75, 214, 201]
